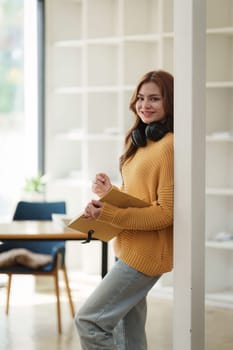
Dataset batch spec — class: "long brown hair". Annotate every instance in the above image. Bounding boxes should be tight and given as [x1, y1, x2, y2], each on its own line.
[119, 70, 174, 172]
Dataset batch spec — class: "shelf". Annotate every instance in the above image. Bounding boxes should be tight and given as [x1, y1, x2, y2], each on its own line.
[87, 134, 123, 141]
[54, 86, 120, 94]
[49, 178, 90, 188]
[50, 176, 121, 190]
[206, 188, 233, 196]
[55, 131, 85, 141]
[87, 37, 121, 45]
[207, 27, 233, 35]
[54, 40, 84, 47]
[206, 135, 233, 142]
[162, 32, 174, 38]
[206, 81, 233, 88]
[206, 240, 233, 250]
[54, 38, 120, 47]
[54, 84, 137, 95]
[124, 34, 160, 42]
[56, 132, 123, 141]
[205, 290, 233, 308]
[54, 34, 162, 47]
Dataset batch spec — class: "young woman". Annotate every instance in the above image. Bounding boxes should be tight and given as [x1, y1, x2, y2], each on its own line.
[75, 70, 174, 350]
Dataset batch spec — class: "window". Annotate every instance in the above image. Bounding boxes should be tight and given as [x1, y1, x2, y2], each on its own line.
[0, 0, 41, 220]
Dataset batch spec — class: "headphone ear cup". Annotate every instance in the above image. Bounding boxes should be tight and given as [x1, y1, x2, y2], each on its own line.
[131, 128, 147, 147]
[131, 120, 169, 147]
[145, 121, 167, 142]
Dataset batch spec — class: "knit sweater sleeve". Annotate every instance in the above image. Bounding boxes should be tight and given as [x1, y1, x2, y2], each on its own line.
[96, 139, 174, 231]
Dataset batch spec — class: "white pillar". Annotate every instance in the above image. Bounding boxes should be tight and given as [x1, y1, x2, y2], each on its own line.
[173, 1, 206, 349]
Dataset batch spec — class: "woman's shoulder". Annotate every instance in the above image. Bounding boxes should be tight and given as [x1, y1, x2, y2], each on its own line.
[146, 132, 173, 153]
[152, 133, 174, 162]
[147, 133, 173, 159]
[159, 132, 174, 150]
[164, 131, 173, 142]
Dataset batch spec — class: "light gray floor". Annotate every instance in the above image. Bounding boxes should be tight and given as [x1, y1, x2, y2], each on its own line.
[0, 274, 232, 350]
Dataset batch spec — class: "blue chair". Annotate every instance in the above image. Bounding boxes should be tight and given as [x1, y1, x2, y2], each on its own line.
[0, 201, 75, 333]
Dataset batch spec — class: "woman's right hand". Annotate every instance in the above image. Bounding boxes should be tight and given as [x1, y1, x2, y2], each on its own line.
[92, 173, 112, 197]
[83, 200, 103, 219]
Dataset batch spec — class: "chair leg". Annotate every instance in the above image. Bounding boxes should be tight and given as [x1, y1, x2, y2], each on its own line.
[5, 274, 12, 315]
[54, 270, 62, 334]
[62, 265, 75, 317]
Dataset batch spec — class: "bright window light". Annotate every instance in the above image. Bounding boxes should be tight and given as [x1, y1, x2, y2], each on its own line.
[0, 0, 39, 220]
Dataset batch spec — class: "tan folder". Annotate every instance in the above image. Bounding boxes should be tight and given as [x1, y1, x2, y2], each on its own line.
[68, 187, 150, 242]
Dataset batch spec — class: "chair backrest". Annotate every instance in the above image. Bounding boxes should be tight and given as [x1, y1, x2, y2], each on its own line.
[13, 201, 66, 221]
[8, 201, 67, 256]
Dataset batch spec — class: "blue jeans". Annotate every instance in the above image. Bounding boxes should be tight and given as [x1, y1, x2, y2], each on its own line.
[75, 259, 161, 350]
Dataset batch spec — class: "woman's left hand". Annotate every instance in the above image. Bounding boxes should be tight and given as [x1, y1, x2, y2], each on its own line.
[83, 200, 104, 219]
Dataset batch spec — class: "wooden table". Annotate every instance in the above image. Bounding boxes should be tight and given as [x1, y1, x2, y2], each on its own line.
[0, 221, 108, 278]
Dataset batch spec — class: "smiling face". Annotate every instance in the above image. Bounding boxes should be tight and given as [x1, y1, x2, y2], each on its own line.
[135, 82, 165, 125]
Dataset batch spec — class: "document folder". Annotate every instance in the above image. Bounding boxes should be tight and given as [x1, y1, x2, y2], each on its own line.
[68, 187, 150, 242]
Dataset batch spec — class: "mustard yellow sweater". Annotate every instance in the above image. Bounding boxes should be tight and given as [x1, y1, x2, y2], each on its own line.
[97, 133, 174, 276]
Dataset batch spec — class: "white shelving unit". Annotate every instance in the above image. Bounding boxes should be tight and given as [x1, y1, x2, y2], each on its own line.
[205, 0, 233, 302]
[44, 0, 233, 300]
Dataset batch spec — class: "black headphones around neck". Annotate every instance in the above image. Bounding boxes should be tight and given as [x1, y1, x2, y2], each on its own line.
[131, 120, 170, 147]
